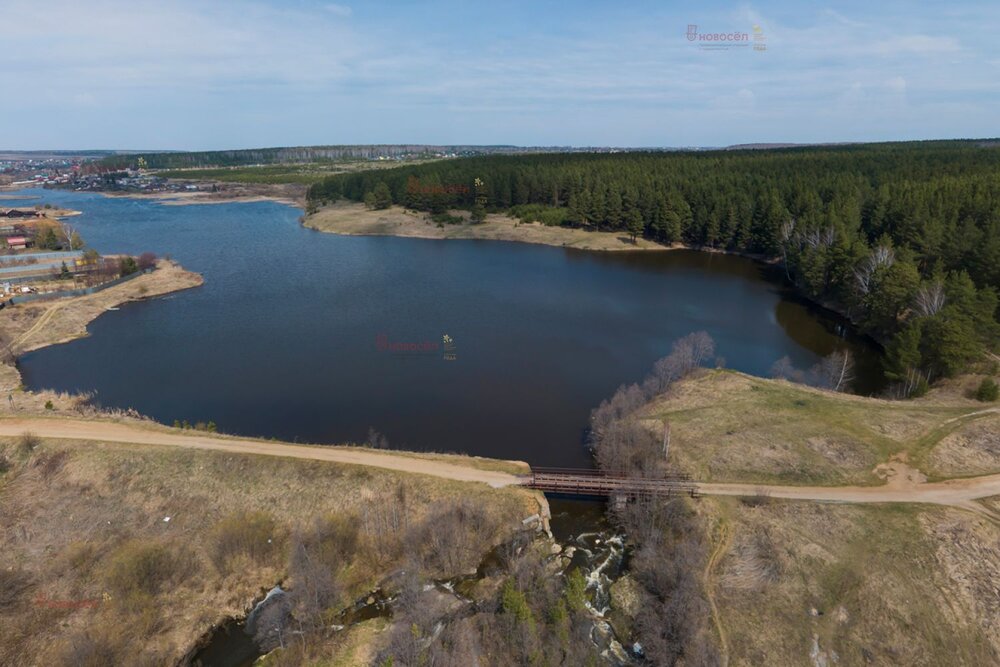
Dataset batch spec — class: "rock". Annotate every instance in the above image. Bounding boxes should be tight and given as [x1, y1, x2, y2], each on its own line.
[563, 546, 577, 559]
[835, 605, 849, 623]
[550, 542, 563, 555]
[609, 575, 641, 619]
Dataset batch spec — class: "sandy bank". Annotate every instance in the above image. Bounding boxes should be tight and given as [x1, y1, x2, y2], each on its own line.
[0, 260, 203, 394]
[305, 201, 678, 252]
[98, 181, 307, 208]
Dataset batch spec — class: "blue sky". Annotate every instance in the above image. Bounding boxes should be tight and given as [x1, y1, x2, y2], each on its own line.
[1, 0, 997, 150]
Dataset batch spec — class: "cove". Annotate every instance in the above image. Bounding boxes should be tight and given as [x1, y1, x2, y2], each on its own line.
[16, 189, 882, 467]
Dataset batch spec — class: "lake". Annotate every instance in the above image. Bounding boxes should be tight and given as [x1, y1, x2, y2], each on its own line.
[16, 189, 882, 467]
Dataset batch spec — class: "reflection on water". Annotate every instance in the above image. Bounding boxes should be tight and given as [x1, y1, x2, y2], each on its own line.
[17, 188, 883, 466]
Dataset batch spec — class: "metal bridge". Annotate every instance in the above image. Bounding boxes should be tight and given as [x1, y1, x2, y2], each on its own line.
[520, 467, 698, 498]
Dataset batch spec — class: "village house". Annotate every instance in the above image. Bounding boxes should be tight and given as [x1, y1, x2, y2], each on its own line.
[3, 236, 29, 251]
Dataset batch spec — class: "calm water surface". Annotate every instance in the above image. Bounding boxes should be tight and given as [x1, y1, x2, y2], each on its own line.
[16, 189, 881, 467]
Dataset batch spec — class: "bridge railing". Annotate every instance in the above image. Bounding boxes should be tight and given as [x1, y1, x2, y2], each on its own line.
[522, 467, 697, 498]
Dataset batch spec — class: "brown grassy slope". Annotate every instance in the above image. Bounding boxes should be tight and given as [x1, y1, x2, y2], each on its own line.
[642, 370, 998, 485]
[0, 435, 538, 666]
[699, 496, 1000, 666]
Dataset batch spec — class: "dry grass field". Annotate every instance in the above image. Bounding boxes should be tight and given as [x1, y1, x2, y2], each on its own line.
[628, 369, 1000, 665]
[0, 432, 539, 665]
[699, 496, 1000, 666]
[642, 370, 999, 485]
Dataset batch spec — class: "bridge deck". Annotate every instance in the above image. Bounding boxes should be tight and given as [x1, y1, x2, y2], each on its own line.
[520, 467, 697, 498]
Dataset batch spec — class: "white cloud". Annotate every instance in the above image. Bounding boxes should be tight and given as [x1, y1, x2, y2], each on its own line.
[325, 4, 352, 17]
[0, 0, 996, 148]
[886, 76, 907, 93]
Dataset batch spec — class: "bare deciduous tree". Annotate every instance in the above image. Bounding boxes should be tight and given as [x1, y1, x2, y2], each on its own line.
[59, 222, 80, 251]
[287, 532, 340, 630]
[0, 331, 15, 366]
[914, 281, 946, 317]
[854, 244, 895, 295]
[812, 350, 856, 392]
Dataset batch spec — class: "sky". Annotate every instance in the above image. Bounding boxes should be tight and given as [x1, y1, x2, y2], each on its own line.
[1, 0, 998, 150]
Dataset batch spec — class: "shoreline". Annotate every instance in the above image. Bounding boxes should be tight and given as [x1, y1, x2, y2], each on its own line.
[1, 260, 203, 399]
[90, 181, 307, 208]
[307, 201, 710, 253]
[303, 202, 884, 351]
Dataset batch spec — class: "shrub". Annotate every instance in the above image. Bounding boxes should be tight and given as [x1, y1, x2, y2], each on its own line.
[119, 256, 139, 276]
[17, 431, 40, 456]
[34, 450, 68, 479]
[53, 631, 121, 667]
[430, 212, 463, 225]
[0, 454, 10, 474]
[501, 579, 535, 628]
[0, 567, 32, 607]
[975, 378, 999, 402]
[741, 487, 774, 507]
[44, 400, 54, 410]
[210, 511, 279, 572]
[64, 541, 100, 575]
[508, 203, 571, 227]
[564, 568, 587, 612]
[137, 252, 157, 271]
[104, 540, 185, 598]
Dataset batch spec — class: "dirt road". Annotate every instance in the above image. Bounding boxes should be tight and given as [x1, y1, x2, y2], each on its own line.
[697, 477, 1000, 509]
[5, 417, 1000, 508]
[0, 418, 523, 488]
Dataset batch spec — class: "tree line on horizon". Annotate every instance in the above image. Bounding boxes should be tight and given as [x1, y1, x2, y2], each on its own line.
[309, 142, 1000, 394]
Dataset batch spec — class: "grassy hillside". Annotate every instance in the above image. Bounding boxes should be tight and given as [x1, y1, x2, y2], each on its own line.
[157, 159, 440, 186]
[644, 370, 999, 485]
[0, 433, 539, 665]
[700, 496, 1000, 666]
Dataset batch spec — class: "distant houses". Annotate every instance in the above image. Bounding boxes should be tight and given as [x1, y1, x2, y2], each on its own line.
[1, 222, 33, 250]
[0, 208, 44, 218]
[4, 236, 28, 251]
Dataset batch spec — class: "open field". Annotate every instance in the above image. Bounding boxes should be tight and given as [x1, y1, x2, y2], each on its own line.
[306, 201, 673, 251]
[97, 182, 309, 208]
[0, 429, 540, 666]
[643, 370, 1000, 486]
[697, 495, 1000, 666]
[157, 158, 441, 186]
